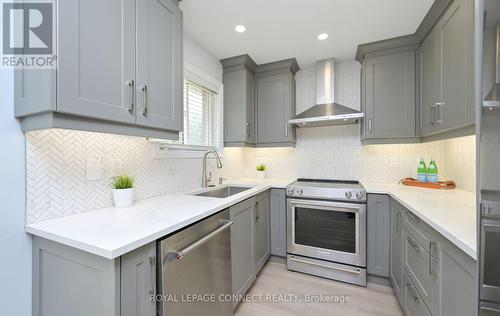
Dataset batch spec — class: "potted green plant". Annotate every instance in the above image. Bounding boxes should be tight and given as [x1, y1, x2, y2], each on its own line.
[256, 164, 267, 179]
[112, 175, 135, 208]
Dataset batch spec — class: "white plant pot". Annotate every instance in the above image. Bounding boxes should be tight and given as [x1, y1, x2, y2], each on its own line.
[257, 171, 266, 179]
[112, 188, 134, 208]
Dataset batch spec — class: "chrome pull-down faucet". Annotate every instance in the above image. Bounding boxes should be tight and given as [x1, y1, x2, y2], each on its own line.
[202, 150, 222, 188]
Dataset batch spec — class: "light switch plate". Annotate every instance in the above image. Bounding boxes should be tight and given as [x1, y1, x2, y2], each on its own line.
[109, 159, 122, 178]
[86, 158, 102, 181]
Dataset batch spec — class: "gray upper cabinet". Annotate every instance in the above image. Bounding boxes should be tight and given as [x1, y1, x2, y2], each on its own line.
[419, 0, 474, 137]
[57, 0, 136, 125]
[363, 50, 416, 141]
[136, 0, 183, 131]
[367, 194, 391, 277]
[254, 191, 271, 273]
[15, 0, 183, 140]
[221, 55, 257, 147]
[270, 189, 287, 257]
[256, 59, 299, 147]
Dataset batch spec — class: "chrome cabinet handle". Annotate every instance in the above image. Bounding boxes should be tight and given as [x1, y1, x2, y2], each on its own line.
[429, 242, 438, 277]
[141, 85, 148, 115]
[406, 282, 420, 303]
[172, 220, 233, 261]
[430, 104, 436, 125]
[149, 256, 156, 298]
[407, 236, 420, 252]
[396, 211, 401, 234]
[255, 202, 260, 222]
[127, 80, 135, 112]
[435, 102, 443, 125]
[285, 123, 289, 137]
[368, 118, 373, 133]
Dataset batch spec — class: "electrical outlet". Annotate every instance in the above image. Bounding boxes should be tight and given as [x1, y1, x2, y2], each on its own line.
[86, 158, 102, 181]
[109, 159, 122, 178]
[390, 157, 398, 168]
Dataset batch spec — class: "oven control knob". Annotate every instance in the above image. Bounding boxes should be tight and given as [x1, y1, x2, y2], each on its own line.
[297, 188, 303, 195]
[356, 191, 364, 200]
[345, 191, 352, 199]
[287, 188, 294, 195]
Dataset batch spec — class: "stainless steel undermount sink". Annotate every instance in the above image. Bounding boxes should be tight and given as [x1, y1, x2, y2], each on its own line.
[193, 186, 251, 198]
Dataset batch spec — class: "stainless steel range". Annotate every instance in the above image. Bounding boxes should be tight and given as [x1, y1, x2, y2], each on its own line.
[286, 179, 367, 286]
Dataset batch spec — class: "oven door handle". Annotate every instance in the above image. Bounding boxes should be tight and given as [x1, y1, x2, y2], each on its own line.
[288, 198, 364, 211]
[289, 256, 361, 275]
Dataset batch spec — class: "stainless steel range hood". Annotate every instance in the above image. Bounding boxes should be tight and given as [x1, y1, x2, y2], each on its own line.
[289, 58, 364, 127]
[484, 24, 500, 108]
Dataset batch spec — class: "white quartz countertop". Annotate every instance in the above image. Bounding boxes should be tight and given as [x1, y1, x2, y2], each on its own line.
[25, 178, 295, 259]
[363, 183, 477, 259]
[25, 178, 477, 260]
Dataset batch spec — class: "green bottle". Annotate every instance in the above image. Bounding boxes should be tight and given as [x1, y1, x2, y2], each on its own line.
[417, 158, 427, 182]
[427, 159, 438, 183]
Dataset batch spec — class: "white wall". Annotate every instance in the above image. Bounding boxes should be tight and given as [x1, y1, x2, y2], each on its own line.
[183, 34, 223, 81]
[0, 70, 31, 315]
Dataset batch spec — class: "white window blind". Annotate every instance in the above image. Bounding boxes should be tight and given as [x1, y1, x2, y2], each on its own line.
[178, 79, 222, 150]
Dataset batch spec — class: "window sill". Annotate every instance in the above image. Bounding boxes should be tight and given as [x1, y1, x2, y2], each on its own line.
[153, 143, 222, 159]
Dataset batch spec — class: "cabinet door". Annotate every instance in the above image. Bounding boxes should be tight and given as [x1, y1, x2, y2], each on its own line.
[419, 29, 440, 136]
[367, 194, 391, 277]
[137, 0, 183, 131]
[254, 192, 271, 273]
[437, 0, 473, 131]
[121, 242, 156, 316]
[57, 0, 136, 124]
[364, 51, 416, 139]
[230, 198, 256, 308]
[270, 189, 287, 257]
[434, 239, 476, 316]
[257, 73, 294, 144]
[390, 202, 404, 302]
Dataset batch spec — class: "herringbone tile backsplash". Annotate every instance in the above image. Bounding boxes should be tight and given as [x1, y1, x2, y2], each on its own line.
[25, 61, 476, 224]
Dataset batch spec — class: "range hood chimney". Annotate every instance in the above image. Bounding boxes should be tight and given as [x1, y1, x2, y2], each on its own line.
[484, 23, 500, 108]
[289, 58, 364, 127]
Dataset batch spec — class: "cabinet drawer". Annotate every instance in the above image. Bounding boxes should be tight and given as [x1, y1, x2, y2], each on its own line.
[403, 230, 436, 312]
[404, 211, 435, 253]
[403, 271, 432, 316]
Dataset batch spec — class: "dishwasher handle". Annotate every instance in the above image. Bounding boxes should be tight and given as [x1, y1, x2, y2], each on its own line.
[167, 220, 233, 262]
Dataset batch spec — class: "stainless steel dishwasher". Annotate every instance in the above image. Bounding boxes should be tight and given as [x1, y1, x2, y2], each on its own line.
[158, 209, 233, 316]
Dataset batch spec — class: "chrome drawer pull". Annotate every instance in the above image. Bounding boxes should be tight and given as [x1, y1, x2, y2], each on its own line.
[289, 256, 361, 275]
[406, 282, 420, 303]
[149, 256, 156, 298]
[407, 237, 420, 252]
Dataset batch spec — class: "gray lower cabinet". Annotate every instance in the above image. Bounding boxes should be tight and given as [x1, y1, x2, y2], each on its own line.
[229, 197, 256, 308]
[388, 195, 477, 316]
[362, 50, 416, 142]
[270, 188, 287, 257]
[121, 243, 157, 316]
[390, 200, 405, 302]
[256, 59, 299, 147]
[15, 0, 183, 140]
[419, 0, 474, 137]
[254, 191, 271, 272]
[221, 55, 258, 147]
[32, 236, 156, 316]
[367, 194, 391, 277]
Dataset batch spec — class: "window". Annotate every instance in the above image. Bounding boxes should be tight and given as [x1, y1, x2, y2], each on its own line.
[152, 65, 223, 159]
[181, 79, 221, 149]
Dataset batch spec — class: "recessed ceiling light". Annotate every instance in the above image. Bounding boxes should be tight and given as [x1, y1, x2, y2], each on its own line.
[317, 33, 329, 40]
[235, 25, 246, 33]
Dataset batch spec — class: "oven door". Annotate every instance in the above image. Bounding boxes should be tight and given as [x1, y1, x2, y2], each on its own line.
[480, 218, 500, 302]
[287, 198, 366, 267]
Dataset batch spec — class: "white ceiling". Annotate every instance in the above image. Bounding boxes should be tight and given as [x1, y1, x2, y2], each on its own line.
[180, 0, 434, 68]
